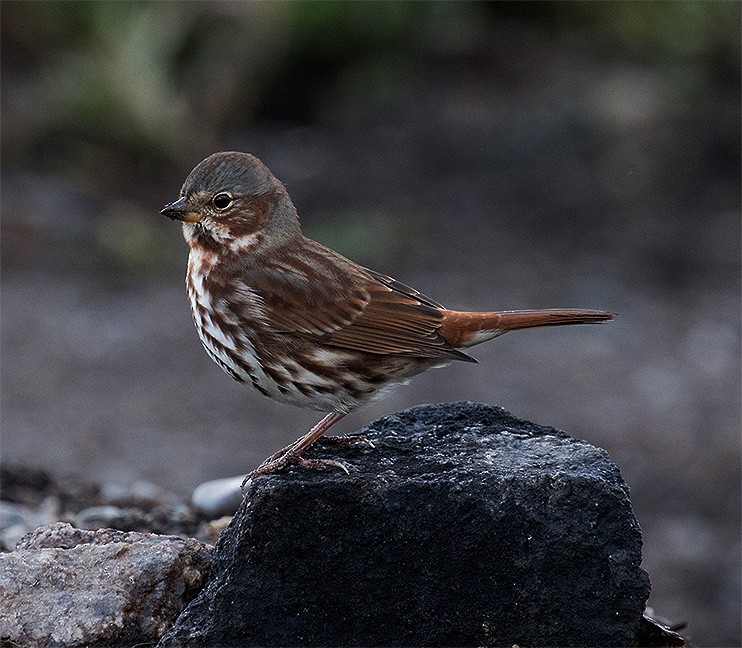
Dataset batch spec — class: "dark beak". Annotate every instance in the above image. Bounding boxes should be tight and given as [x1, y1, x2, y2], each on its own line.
[161, 196, 201, 223]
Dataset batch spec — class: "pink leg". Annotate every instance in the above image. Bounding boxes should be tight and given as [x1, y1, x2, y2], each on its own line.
[244, 412, 349, 484]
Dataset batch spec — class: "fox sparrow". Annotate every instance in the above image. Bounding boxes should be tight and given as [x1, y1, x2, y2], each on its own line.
[162, 151, 613, 481]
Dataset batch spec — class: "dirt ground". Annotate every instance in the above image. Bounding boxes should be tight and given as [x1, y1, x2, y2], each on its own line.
[2, 12, 739, 646]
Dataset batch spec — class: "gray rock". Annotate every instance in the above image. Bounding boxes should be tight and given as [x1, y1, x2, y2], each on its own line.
[1, 522, 212, 648]
[191, 475, 245, 518]
[158, 402, 651, 647]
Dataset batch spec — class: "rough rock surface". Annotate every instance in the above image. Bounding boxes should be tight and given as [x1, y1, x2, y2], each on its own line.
[158, 401, 651, 647]
[0, 522, 212, 648]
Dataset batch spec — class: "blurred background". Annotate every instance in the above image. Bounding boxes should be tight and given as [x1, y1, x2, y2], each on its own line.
[1, 1, 739, 644]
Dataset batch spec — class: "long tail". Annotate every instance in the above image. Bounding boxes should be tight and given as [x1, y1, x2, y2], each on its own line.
[439, 308, 615, 348]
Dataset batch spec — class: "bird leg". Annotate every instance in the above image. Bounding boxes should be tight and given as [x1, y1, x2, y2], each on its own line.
[243, 411, 349, 485]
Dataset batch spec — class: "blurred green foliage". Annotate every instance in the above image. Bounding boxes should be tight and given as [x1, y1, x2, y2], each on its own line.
[3, 1, 737, 173]
[1, 0, 738, 273]
[554, 1, 739, 59]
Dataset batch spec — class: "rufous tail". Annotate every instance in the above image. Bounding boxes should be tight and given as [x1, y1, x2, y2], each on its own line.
[440, 308, 615, 348]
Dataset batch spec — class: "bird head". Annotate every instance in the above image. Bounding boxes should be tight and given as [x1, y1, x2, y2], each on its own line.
[161, 151, 301, 256]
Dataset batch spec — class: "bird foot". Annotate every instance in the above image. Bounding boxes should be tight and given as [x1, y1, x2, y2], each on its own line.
[241, 453, 350, 488]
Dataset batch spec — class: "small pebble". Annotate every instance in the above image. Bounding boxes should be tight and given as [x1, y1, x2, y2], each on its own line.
[191, 476, 245, 519]
[204, 516, 233, 544]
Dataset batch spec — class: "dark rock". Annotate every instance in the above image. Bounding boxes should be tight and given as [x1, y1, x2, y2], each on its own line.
[158, 402, 651, 647]
[0, 522, 212, 648]
[637, 614, 687, 647]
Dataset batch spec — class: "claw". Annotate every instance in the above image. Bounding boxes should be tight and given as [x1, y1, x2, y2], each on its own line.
[241, 412, 357, 489]
[297, 457, 350, 474]
[241, 450, 350, 488]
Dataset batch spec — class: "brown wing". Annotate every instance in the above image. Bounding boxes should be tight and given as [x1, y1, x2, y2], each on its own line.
[237, 239, 474, 362]
[326, 270, 474, 361]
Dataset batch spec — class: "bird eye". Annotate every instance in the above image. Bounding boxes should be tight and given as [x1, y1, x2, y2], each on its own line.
[213, 193, 232, 210]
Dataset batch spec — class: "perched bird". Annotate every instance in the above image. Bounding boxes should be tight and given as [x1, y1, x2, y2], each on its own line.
[162, 151, 613, 479]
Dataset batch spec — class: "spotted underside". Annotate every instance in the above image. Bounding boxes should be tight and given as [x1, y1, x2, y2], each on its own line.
[185, 229, 471, 412]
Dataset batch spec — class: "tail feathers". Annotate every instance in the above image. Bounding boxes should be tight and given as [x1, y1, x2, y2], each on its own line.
[440, 308, 615, 349]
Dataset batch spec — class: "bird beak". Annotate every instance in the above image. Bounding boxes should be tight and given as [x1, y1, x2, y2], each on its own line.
[161, 196, 201, 223]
